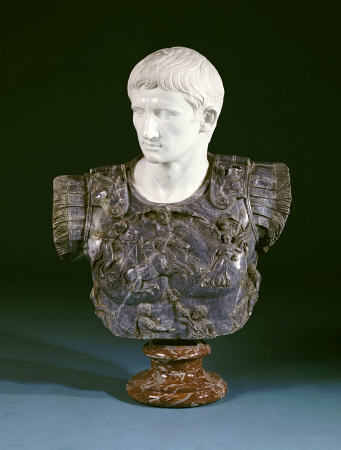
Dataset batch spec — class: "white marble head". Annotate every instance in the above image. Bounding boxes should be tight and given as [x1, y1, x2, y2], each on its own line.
[128, 48, 225, 203]
[127, 47, 225, 136]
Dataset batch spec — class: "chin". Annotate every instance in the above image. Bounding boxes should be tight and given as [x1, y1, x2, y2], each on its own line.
[142, 150, 166, 164]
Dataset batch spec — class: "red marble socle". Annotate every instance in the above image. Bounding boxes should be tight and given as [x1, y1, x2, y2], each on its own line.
[126, 340, 227, 407]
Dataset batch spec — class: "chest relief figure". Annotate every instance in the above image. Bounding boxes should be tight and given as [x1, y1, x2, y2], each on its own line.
[53, 47, 291, 407]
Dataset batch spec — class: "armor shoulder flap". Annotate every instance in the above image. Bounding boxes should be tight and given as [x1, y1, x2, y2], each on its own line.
[249, 161, 291, 252]
[53, 174, 88, 261]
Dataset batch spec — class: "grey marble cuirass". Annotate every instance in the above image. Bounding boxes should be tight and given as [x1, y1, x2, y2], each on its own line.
[53, 153, 291, 339]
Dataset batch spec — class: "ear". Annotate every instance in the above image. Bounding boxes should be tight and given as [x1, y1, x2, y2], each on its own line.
[200, 108, 218, 133]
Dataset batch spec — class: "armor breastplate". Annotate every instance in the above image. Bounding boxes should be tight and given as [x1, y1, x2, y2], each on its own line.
[52, 153, 291, 340]
[86, 154, 260, 339]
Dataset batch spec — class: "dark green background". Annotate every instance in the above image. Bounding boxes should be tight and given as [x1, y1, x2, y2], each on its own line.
[1, 2, 340, 448]
[2, 1, 339, 287]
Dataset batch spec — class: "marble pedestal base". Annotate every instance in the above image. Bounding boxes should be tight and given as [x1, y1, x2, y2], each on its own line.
[126, 340, 227, 408]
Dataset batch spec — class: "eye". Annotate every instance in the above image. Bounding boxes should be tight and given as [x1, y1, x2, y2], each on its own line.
[132, 107, 144, 116]
[156, 109, 175, 120]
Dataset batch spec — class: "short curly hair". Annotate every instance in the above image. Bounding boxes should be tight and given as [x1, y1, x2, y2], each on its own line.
[127, 47, 225, 116]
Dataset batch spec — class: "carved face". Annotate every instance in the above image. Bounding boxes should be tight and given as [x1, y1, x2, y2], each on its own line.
[130, 87, 203, 164]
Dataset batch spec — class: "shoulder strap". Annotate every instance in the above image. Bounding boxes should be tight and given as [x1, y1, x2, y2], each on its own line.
[210, 153, 259, 241]
[210, 154, 248, 209]
[89, 164, 129, 218]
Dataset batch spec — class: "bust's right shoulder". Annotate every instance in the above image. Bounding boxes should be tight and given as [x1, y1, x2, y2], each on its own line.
[88, 162, 130, 218]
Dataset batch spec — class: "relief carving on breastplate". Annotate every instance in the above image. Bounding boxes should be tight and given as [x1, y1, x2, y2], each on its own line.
[200, 213, 249, 288]
[162, 288, 216, 338]
[91, 207, 238, 301]
[135, 303, 175, 338]
[229, 262, 261, 331]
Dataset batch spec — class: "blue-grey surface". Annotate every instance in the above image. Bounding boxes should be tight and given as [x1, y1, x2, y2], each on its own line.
[1, 282, 340, 450]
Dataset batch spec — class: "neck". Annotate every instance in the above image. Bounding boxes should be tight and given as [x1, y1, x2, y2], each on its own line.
[133, 141, 209, 203]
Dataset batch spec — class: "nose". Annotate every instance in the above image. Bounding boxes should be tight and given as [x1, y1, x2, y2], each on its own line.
[142, 114, 159, 140]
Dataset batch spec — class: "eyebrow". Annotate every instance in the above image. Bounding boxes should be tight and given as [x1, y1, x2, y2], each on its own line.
[131, 104, 180, 113]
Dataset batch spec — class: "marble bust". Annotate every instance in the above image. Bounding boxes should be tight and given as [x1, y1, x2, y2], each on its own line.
[53, 47, 291, 406]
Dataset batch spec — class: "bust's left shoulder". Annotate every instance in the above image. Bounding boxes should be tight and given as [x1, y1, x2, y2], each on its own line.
[211, 153, 292, 251]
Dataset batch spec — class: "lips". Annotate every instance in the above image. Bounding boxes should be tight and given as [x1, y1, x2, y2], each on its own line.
[142, 141, 161, 148]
